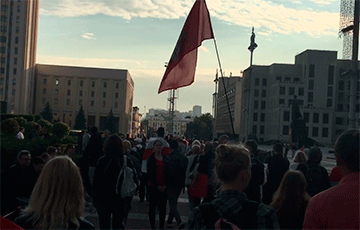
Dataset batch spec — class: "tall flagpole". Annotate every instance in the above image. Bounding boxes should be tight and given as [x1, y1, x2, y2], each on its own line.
[213, 39, 236, 137]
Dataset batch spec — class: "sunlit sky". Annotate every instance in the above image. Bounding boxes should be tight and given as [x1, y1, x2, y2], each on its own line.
[37, 0, 344, 115]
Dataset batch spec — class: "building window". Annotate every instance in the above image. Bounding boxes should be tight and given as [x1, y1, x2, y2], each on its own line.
[255, 78, 259, 86]
[276, 76, 281, 82]
[260, 113, 265, 122]
[294, 77, 300, 83]
[115, 92, 119, 98]
[284, 111, 290, 121]
[115, 102, 118, 108]
[313, 113, 319, 123]
[12, 78, 16, 85]
[54, 98, 58, 105]
[336, 117, 343, 125]
[92, 81, 95, 87]
[323, 114, 329, 124]
[254, 89, 259, 97]
[260, 126, 265, 134]
[261, 101, 266, 110]
[338, 104, 343, 111]
[14, 48, 18, 54]
[356, 104, 360, 112]
[253, 113, 258, 121]
[289, 87, 295, 96]
[79, 90, 83, 97]
[42, 89, 46, 94]
[280, 86, 285, 95]
[253, 125, 257, 134]
[16, 27, 19, 33]
[116, 83, 119, 89]
[326, 99, 332, 108]
[339, 80, 344, 91]
[283, 125, 289, 135]
[13, 68, 17, 75]
[285, 77, 291, 82]
[327, 86, 333, 97]
[55, 79, 59, 85]
[66, 99, 70, 106]
[91, 91, 95, 97]
[15, 37, 19, 44]
[104, 82, 107, 88]
[328, 65, 334, 85]
[67, 90, 71, 96]
[12, 89, 16, 95]
[42, 98, 46, 103]
[279, 99, 285, 105]
[0, 68, 4, 74]
[304, 112, 309, 122]
[91, 100, 94, 107]
[254, 101, 258, 109]
[1, 36, 6, 42]
[55, 89, 59, 95]
[67, 80, 71, 86]
[308, 79, 314, 90]
[17, 5, 20, 13]
[79, 100, 82, 106]
[262, 90, 266, 97]
[102, 101, 106, 107]
[309, 64, 315, 78]
[322, 128, 328, 137]
[312, 127, 318, 137]
[0, 47, 5, 54]
[308, 92, 313, 103]
[262, 78, 267, 86]
[103, 92, 106, 98]
[298, 88, 304, 96]
[80, 80, 83, 87]
[43, 78, 47, 84]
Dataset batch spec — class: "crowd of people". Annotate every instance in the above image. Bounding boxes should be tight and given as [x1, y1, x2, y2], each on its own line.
[1, 126, 359, 230]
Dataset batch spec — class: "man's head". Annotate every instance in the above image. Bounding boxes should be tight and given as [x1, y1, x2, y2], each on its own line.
[47, 146, 58, 158]
[245, 139, 258, 154]
[308, 147, 322, 162]
[19, 127, 25, 133]
[32, 156, 45, 173]
[90, 126, 98, 135]
[273, 143, 283, 154]
[335, 129, 359, 174]
[104, 130, 110, 136]
[17, 150, 31, 168]
[169, 139, 179, 151]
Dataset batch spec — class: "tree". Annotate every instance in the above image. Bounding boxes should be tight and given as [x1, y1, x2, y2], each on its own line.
[103, 109, 116, 134]
[185, 113, 213, 140]
[0, 118, 19, 136]
[52, 122, 70, 139]
[74, 105, 87, 130]
[40, 102, 53, 122]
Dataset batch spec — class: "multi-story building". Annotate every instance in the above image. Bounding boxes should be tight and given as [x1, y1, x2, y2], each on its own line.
[235, 49, 359, 145]
[35, 64, 134, 134]
[131, 106, 142, 138]
[1, 0, 39, 114]
[193, 105, 202, 117]
[143, 108, 193, 137]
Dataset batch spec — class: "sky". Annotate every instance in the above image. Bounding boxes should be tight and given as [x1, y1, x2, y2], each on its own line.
[37, 0, 344, 116]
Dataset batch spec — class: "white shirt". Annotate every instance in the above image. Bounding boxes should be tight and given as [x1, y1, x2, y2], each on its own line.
[16, 131, 24, 140]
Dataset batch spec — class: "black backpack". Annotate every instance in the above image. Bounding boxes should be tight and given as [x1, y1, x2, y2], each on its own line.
[199, 200, 259, 230]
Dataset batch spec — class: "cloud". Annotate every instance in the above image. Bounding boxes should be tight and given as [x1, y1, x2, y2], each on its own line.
[40, 0, 339, 36]
[81, 32, 96, 40]
[199, 46, 210, 53]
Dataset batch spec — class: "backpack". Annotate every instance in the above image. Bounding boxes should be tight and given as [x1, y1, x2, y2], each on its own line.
[116, 155, 138, 198]
[199, 200, 259, 230]
[305, 163, 323, 196]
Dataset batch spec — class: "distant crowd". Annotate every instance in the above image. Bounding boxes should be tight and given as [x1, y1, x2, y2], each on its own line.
[1, 126, 359, 230]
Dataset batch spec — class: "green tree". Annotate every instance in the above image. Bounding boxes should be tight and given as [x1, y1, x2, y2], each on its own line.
[185, 113, 213, 140]
[37, 119, 53, 132]
[74, 105, 87, 130]
[15, 116, 27, 127]
[52, 122, 70, 139]
[40, 102, 53, 122]
[0, 118, 19, 136]
[103, 109, 116, 134]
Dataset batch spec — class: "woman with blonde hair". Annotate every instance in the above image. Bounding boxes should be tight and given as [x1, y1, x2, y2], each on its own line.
[270, 170, 311, 229]
[289, 151, 308, 176]
[14, 156, 95, 229]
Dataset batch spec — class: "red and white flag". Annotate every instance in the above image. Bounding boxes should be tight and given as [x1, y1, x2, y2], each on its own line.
[158, 0, 214, 93]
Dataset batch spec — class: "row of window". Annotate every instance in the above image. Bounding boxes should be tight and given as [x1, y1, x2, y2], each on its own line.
[0, 46, 18, 54]
[43, 98, 119, 108]
[45, 88, 120, 99]
[44, 78, 120, 89]
[254, 78, 267, 87]
[0, 26, 20, 33]
[279, 86, 305, 96]
[277, 125, 329, 138]
[0, 67, 17, 74]
[253, 101, 266, 110]
[1, 4, 21, 13]
[275, 76, 301, 83]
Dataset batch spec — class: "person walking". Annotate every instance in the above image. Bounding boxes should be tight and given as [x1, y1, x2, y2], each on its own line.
[147, 139, 169, 229]
[187, 144, 279, 229]
[14, 156, 95, 229]
[303, 129, 359, 229]
[166, 139, 188, 228]
[270, 170, 311, 229]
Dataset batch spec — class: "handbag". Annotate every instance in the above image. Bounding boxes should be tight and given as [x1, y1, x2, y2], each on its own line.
[188, 173, 208, 198]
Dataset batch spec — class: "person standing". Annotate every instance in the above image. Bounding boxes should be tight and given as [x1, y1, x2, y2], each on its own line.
[166, 139, 188, 228]
[15, 127, 25, 140]
[303, 129, 359, 229]
[147, 139, 169, 229]
[84, 126, 103, 186]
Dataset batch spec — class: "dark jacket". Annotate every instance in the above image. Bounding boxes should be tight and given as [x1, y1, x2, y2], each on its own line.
[266, 153, 290, 189]
[15, 215, 95, 230]
[147, 154, 170, 188]
[84, 133, 103, 166]
[92, 152, 137, 203]
[167, 149, 188, 188]
[244, 155, 265, 202]
[305, 161, 330, 197]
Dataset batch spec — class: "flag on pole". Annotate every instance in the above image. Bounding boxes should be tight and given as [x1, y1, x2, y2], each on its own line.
[158, 0, 214, 94]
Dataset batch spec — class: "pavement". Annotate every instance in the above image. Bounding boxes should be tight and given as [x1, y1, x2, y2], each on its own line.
[84, 147, 337, 229]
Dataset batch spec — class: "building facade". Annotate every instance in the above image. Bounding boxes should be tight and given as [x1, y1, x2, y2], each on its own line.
[235, 49, 359, 145]
[131, 106, 142, 138]
[1, 0, 39, 114]
[35, 64, 134, 134]
[193, 105, 202, 117]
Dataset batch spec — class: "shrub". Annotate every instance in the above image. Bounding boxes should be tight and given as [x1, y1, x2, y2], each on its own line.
[37, 119, 53, 131]
[24, 121, 39, 139]
[52, 122, 70, 139]
[15, 116, 27, 127]
[34, 115, 42, 121]
[1, 118, 19, 136]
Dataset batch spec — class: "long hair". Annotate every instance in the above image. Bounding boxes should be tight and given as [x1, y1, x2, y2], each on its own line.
[103, 134, 124, 158]
[23, 156, 85, 229]
[270, 170, 311, 227]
